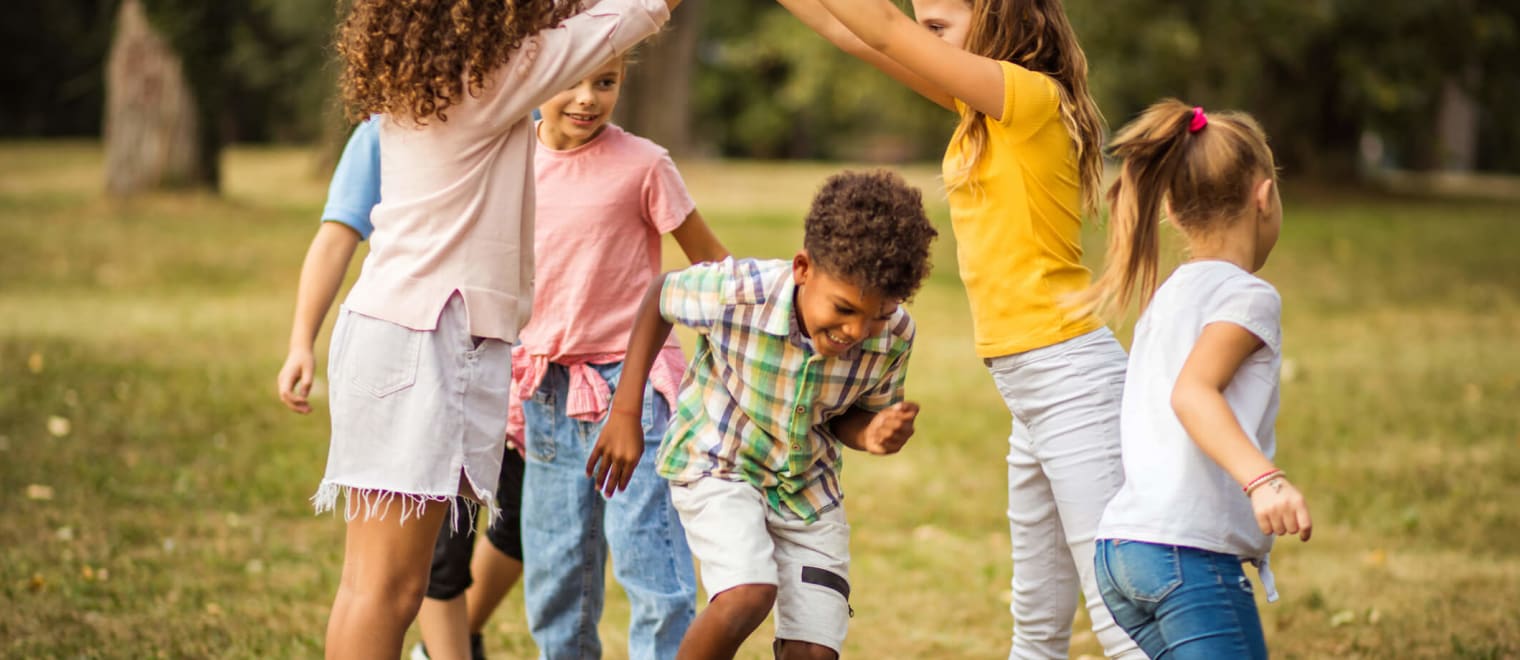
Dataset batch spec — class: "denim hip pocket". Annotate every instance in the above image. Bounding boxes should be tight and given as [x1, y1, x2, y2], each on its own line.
[1108, 540, 1184, 603]
[523, 386, 557, 463]
[344, 312, 423, 398]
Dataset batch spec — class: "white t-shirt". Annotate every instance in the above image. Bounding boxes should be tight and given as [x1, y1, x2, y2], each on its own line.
[1098, 261, 1283, 565]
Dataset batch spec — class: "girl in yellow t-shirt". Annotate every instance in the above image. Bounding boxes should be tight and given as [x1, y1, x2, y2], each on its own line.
[779, 1, 1142, 657]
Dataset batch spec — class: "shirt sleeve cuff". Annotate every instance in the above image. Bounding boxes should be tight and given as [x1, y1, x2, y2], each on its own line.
[588, 0, 669, 55]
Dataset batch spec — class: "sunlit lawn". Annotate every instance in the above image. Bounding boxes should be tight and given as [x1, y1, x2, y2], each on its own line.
[1, 141, 1518, 658]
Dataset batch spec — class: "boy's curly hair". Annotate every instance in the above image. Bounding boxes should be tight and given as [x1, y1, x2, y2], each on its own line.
[336, 0, 584, 123]
[804, 170, 938, 301]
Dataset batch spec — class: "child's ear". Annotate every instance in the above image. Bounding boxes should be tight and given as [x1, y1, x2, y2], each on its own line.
[1254, 178, 1276, 213]
[792, 250, 812, 285]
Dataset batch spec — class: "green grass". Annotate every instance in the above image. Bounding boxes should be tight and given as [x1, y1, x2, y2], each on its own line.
[2, 141, 1518, 658]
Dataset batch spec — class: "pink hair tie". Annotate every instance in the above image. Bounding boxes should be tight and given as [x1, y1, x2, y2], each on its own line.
[1188, 106, 1208, 133]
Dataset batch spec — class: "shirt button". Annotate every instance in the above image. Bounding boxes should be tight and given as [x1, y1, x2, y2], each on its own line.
[795, 405, 806, 415]
[791, 443, 801, 451]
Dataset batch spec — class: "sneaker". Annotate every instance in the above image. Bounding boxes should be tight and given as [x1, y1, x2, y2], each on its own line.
[409, 642, 431, 660]
[409, 637, 485, 660]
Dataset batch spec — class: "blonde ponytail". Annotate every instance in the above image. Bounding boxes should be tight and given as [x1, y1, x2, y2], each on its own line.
[1075, 99, 1277, 319]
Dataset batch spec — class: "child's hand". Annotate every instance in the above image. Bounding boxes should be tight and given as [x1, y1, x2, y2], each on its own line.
[277, 349, 316, 414]
[860, 402, 919, 455]
[586, 410, 645, 497]
[1250, 475, 1312, 541]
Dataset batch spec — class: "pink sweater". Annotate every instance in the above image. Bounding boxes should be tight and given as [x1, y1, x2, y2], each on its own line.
[343, 0, 670, 342]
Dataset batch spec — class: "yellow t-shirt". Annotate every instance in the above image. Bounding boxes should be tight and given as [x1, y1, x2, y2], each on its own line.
[943, 60, 1102, 358]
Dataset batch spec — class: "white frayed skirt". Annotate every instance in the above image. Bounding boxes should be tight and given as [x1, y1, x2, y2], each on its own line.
[312, 293, 511, 530]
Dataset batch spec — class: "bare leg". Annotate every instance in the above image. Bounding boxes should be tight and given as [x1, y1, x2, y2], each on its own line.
[417, 595, 472, 660]
[675, 584, 776, 660]
[325, 497, 451, 659]
[774, 640, 838, 660]
[467, 541, 523, 634]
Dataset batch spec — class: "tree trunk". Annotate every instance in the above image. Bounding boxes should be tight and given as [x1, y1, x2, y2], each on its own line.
[615, 0, 703, 156]
[1436, 70, 1480, 172]
[103, 0, 201, 196]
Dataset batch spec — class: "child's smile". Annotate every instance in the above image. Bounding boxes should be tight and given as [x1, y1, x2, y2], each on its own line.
[537, 58, 625, 151]
[792, 252, 898, 358]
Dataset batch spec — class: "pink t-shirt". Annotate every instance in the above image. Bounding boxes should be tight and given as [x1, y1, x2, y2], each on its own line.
[505, 124, 695, 444]
[343, 0, 670, 342]
[521, 123, 694, 355]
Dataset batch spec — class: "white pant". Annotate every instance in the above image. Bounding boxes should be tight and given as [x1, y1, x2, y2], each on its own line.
[986, 327, 1144, 660]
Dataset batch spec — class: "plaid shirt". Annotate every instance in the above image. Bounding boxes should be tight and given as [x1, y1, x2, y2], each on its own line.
[656, 258, 915, 522]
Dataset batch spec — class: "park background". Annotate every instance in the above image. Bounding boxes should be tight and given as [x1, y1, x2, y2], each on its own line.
[2, 0, 1518, 657]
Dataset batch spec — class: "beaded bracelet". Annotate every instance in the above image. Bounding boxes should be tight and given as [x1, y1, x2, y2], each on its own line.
[1244, 469, 1285, 495]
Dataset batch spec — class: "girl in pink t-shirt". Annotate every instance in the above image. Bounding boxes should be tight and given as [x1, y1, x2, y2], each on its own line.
[314, 1, 681, 657]
[512, 54, 729, 659]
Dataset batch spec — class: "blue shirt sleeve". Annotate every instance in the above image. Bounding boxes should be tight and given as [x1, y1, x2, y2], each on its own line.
[320, 118, 381, 240]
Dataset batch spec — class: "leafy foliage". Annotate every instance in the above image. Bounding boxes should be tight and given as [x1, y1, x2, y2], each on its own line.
[2, 0, 1518, 172]
[1069, 0, 1520, 173]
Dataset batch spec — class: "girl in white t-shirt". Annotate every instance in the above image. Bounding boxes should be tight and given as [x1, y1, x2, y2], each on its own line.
[1075, 99, 1313, 660]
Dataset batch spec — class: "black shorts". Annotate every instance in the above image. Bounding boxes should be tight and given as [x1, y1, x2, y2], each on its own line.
[425, 449, 525, 600]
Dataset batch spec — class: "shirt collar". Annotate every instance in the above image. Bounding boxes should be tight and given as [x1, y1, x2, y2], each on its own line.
[757, 270, 798, 339]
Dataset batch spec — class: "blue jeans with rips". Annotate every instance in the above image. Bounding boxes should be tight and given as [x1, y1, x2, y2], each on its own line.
[1094, 539, 1269, 660]
[521, 362, 696, 660]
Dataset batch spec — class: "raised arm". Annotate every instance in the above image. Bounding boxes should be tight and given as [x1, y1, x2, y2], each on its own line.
[807, 0, 1006, 119]
[586, 275, 676, 495]
[776, 0, 955, 110]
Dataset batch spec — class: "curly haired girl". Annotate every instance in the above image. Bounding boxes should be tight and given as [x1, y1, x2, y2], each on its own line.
[307, 0, 681, 656]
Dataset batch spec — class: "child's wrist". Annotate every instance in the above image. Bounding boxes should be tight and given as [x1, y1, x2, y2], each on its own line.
[1244, 469, 1285, 496]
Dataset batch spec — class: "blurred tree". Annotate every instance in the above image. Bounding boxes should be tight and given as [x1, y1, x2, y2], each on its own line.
[104, 0, 201, 195]
[9, 0, 1519, 177]
[103, 0, 339, 194]
[1068, 0, 1520, 176]
[101, 0, 242, 193]
[690, 0, 948, 160]
[617, 0, 705, 155]
[0, 1, 116, 138]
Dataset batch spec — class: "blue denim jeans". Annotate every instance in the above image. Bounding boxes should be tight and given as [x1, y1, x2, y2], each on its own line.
[521, 362, 697, 660]
[1094, 539, 1268, 660]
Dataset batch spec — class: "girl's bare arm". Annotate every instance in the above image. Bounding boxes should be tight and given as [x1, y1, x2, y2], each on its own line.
[278, 222, 362, 414]
[669, 209, 730, 264]
[809, 0, 1007, 119]
[776, 0, 955, 110]
[1173, 322, 1312, 540]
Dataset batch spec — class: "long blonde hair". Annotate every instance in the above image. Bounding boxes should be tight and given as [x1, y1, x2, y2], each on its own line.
[945, 0, 1105, 216]
[1077, 99, 1277, 318]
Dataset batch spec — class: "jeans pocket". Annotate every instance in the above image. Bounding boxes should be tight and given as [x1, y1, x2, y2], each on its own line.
[344, 313, 422, 398]
[1058, 329, 1128, 392]
[523, 398, 557, 463]
[1110, 541, 1183, 604]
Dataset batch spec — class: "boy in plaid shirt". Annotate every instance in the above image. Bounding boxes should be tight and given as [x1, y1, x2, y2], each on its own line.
[588, 170, 938, 659]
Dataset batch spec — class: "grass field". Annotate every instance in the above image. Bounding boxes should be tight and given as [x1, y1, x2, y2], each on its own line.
[1, 141, 1518, 659]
